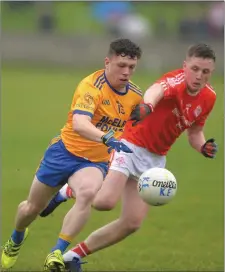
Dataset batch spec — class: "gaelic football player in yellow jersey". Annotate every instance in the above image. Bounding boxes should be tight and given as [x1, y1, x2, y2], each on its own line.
[1, 39, 143, 271]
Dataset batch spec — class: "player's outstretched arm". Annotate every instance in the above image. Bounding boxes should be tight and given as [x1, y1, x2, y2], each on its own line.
[73, 114, 132, 153]
[187, 125, 218, 158]
[130, 83, 164, 126]
[73, 114, 105, 142]
[143, 83, 165, 107]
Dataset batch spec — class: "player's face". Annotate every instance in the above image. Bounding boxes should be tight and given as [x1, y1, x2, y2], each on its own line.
[105, 54, 138, 90]
[183, 57, 215, 93]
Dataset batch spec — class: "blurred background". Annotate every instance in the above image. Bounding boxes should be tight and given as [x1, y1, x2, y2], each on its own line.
[2, 1, 224, 271]
[1, 1, 224, 72]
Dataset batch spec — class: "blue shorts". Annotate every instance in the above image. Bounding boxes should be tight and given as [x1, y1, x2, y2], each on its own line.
[36, 139, 109, 187]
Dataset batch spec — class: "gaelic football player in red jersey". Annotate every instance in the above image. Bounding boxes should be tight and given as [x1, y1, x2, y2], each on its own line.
[59, 43, 218, 271]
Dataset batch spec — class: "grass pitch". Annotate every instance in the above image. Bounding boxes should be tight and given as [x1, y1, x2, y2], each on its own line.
[2, 65, 224, 271]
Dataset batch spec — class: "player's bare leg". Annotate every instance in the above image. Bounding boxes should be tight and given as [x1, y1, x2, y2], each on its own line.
[59, 167, 103, 237]
[92, 169, 128, 210]
[39, 184, 74, 217]
[85, 178, 149, 251]
[44, 167, 104, 271]
[40, 168, 127, 217]
[63, 177, 149, 262]
[16, 176, 61, 228]
[1, 176, 60, 269]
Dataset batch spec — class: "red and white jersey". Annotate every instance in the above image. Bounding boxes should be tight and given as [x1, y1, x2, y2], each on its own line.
[122, 69, 216, 155]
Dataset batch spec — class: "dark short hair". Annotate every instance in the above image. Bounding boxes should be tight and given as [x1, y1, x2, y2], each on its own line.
[108, 38, 142, 59]
[187, 43, 216, 62]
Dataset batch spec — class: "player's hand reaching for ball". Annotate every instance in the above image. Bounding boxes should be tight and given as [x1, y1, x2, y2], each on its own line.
[129, 103, 154, 126]
[102, 129, 133, 154]
[201, 138, 218, 158]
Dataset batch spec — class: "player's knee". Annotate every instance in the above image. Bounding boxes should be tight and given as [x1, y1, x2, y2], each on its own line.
[92, 197, 116, 211]
[19, 200, 43, 216]
[121, 217, 142, 233]
[92, 189, 117, 210]
[76, 186, 98, 204]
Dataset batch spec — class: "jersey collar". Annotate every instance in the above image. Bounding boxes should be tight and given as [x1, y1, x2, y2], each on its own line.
[104, 72, 129, 96]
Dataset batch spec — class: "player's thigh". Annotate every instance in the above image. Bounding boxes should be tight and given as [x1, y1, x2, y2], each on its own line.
[121, 178, 149, 225]
[27, 176, 61, 210]
[94, 147, 133, 205]
[68, 166, 104, 198]
[93, 169, 128, 208]
[36, 137, 75, 188]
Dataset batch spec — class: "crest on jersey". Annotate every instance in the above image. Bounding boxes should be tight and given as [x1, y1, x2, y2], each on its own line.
[84, 92, 94, 105]
[194, 105, 202, 117]
[184, 104, 192, 115]
[116, 156, 125, 165]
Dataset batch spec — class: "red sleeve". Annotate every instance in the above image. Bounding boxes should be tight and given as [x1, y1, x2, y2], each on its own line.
[155, 70, 185, 98]
[156, 77, 177, 98]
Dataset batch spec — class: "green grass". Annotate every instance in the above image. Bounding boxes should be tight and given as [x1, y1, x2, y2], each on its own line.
[1, 65, 224, 271]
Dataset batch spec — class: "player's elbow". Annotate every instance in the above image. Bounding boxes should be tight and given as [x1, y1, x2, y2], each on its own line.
[144, 83, 164, 107]
[72, 119, 82, 133]
[72, 114, 89, 134]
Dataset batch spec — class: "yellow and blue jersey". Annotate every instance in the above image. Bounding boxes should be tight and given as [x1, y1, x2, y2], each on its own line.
[61, 69, 142, 162]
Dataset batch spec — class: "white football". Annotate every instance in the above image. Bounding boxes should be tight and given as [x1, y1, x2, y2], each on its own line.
[138, 167, 177, 206]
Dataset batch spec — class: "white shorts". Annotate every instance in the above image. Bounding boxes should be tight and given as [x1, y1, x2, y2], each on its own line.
[109, 139, 166, 181]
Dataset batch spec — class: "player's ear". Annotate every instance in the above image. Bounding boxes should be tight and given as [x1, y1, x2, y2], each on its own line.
[211, 62, 215, 73]
[183, 60, 186, 69]
[105, 57, 110, 68]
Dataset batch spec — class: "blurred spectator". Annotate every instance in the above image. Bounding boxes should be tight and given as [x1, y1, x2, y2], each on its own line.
[178, 7, 209, 41]
[36, 2, 55, 33]
[8, 1, 33, 10]
[91, 1, 150, 40]
[207, 2, 224, 39]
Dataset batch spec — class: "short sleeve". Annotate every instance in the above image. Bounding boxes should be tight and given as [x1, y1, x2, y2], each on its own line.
[72, 81, 101, 118]
[195, 113, 210, 127]
[156, 77, 177, 98]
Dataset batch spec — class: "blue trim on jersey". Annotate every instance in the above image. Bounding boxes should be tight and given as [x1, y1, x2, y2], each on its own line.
[73, 110, 93, 118]
[96, 79, 106, 89]
[94, 73, 105, 87]
[99, 81, 106, 90]
[104, 72, 129, 96]
[128, 84, 142, 97]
